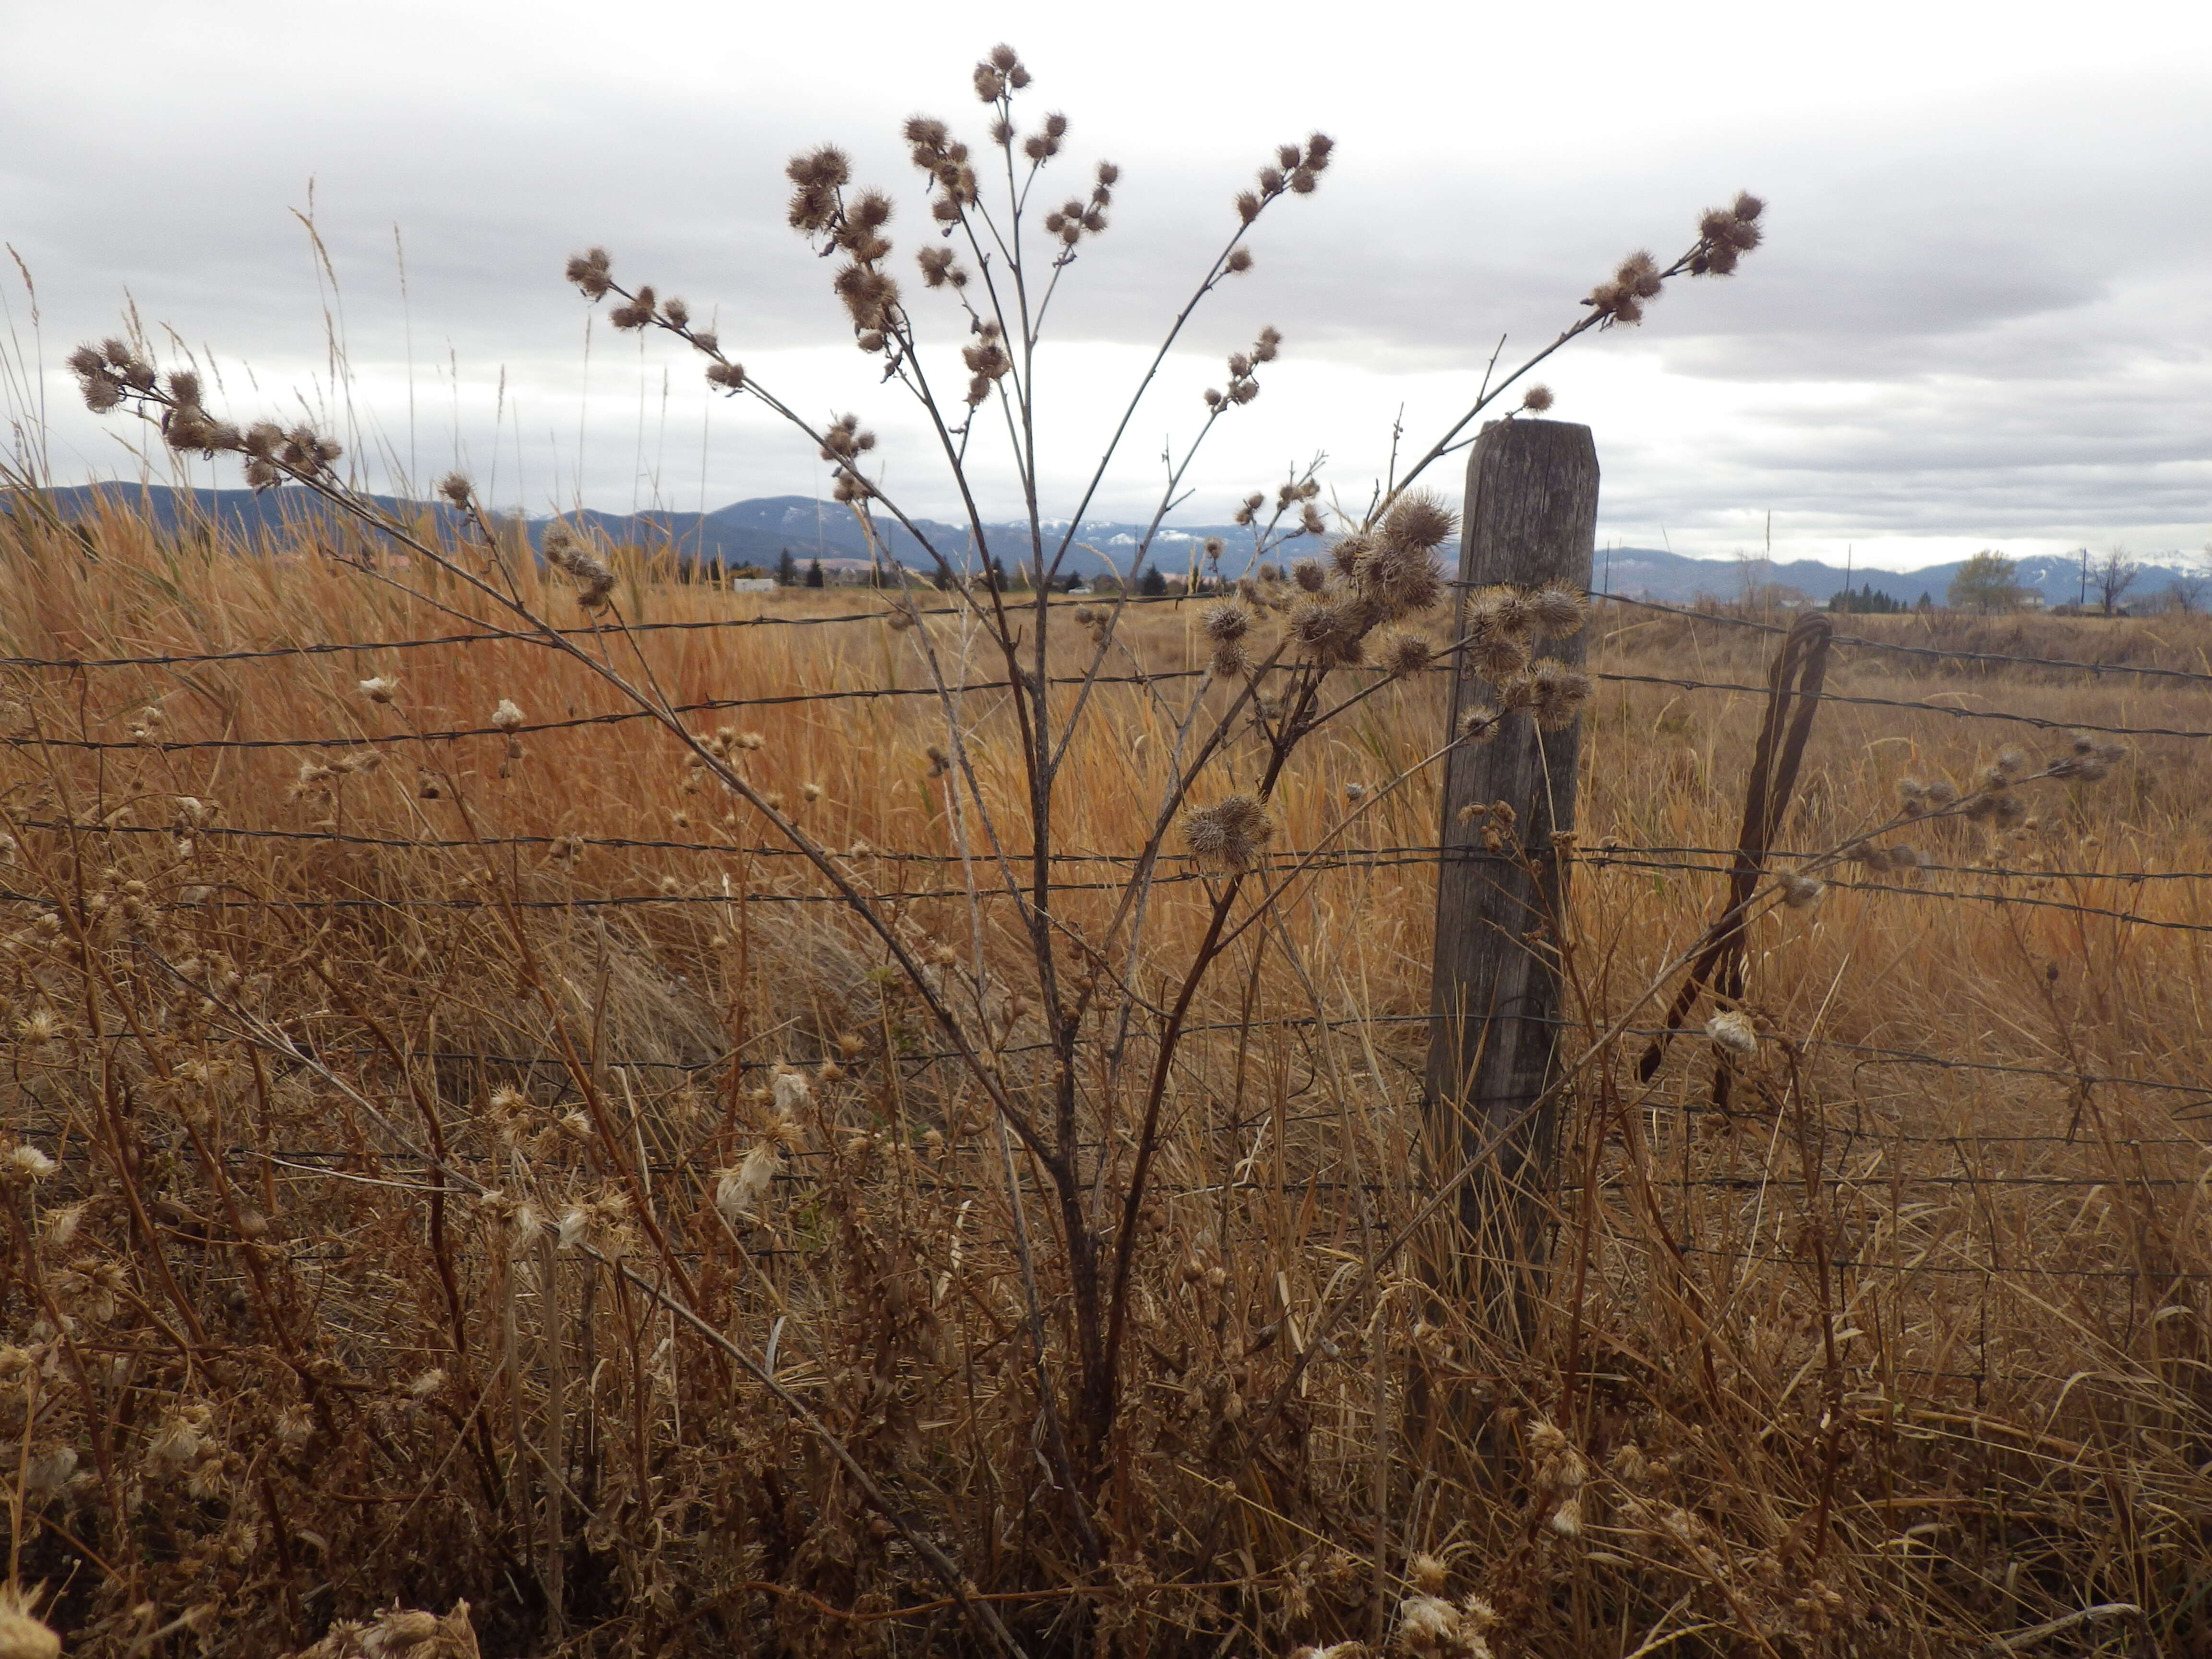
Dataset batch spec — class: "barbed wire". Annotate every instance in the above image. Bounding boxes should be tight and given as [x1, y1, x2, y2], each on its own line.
[9, 995, 2203, 1114]
[0, 593, 1197, 672]
[14, 837, 2208, 944]
[17, 817, 2212, 889]
[0, 667, 1207, 754]
[1594, 592, 2212, 688]
[12, 663, 2205, 755]
[1672, 1242, 2212, 1284]
[1589, 670, 2212, 741]
[6, 839, 2209, 968]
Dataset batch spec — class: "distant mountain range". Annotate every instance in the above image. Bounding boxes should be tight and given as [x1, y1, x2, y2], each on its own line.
[11, 483, 1239, 581]
[12, 483, 2203, 606]
[1596, 547, 2205, 608]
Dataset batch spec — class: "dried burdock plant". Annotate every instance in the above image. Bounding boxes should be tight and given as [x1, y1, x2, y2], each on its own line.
[47, 41, 1791, 1659]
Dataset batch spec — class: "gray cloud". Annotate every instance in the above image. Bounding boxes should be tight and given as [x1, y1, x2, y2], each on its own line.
[5, 6, 2209, 566]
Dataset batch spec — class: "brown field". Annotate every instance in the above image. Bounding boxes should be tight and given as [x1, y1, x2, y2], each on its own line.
[4, 496, 2210, 1656]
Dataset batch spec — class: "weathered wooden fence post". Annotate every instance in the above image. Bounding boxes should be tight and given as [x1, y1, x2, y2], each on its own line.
[1425, 418, 1599, 1329]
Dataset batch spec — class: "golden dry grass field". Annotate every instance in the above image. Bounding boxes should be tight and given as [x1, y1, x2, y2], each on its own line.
[3, 495, 2210, 1657]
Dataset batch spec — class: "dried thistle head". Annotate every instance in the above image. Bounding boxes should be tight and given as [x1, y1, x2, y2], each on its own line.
[358, 675, 398, 705]
[1520, 383, 1555, 413]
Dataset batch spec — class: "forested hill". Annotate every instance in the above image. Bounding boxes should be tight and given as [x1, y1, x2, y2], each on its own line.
[13, 484, 2197, 603]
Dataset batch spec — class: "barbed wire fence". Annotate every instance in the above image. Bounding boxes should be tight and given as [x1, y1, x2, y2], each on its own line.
[7, 566, 2208, 1357]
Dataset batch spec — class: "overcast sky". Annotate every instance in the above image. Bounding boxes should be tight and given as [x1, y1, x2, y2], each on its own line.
[5, 0, 2209, 570]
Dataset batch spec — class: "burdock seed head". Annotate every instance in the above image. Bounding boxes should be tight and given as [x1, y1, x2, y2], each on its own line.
[564, 247, 614, 300]
[0, 1586, 60, 1659]
[1495, 669, 1541, 711]
[1289, 597, 1365, 666]
[1530, 659, 1593, 730]
[2050, 730, 2127, 781]
[1490, 587, 1537, 640]
[1201, 601, 1250, 642]
[1705, 1010, 1758, 1058]
[1182, 794, 1275, 873]
[1779, 872, 1825, 909]
[1382, 490, 1456, 553]
[1530, 582, 1587, 639]
[1378, 630, 1435, 678]
[1458, 704, 1503, 745]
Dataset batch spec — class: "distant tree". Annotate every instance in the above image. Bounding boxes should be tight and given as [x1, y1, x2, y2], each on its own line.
[1138, 566, 1167, 598]
[1743, 582, 1811, 612]
[2093, 546, 2141, 616]
[805, 557, 824, 589]
[2163, 542, 2212, 614]
[1916, 592, 1933, 611]
[775, 548, 799, 586]
[1828, 582, 1904, 615]
[1948, 551, 2022, 614]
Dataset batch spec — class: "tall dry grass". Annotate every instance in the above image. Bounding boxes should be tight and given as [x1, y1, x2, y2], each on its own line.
[5, 499, 2211, 1657]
